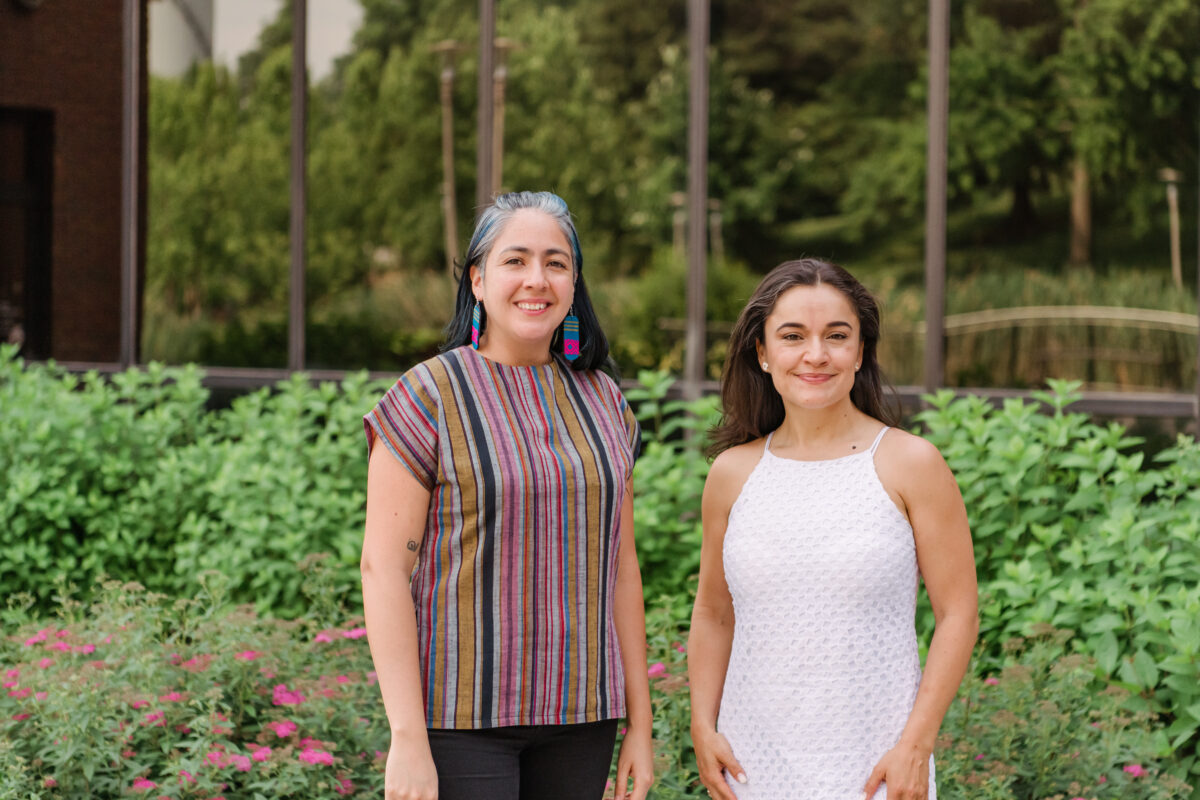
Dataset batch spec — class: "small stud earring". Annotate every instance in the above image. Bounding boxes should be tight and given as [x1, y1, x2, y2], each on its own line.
[855, 363, 861, 371]
[761, 362, 769, 371]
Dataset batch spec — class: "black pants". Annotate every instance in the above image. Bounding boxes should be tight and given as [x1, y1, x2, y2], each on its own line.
[427, 719, 619, 800]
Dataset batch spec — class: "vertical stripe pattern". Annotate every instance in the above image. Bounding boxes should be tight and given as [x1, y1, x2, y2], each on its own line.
[364, 346, 639, 729]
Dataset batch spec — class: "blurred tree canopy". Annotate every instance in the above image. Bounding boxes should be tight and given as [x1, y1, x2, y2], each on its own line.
[145, 0, 1200, 367]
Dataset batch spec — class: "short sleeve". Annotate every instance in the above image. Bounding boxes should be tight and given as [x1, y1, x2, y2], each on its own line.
[621, 394, 642, 468]
[363, 365, 440, 490]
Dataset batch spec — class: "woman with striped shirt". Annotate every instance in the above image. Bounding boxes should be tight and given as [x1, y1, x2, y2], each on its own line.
[361, 192, 653, 800]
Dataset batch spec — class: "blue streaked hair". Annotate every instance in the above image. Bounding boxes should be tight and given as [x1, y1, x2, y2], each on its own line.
[443, 191, 612, 372]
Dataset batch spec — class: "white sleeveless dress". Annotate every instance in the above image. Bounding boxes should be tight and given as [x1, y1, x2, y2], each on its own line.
[718, 427, 935, 799]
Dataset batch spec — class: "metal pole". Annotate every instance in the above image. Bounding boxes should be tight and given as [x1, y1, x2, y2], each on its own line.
[684, 0, 710, 400]
[288, 0, 308, 372]
[923, 0, 949, 395]
[433, 41, 461, 276]
[119, 0, 143, 368]
[476, 0, 496, 208]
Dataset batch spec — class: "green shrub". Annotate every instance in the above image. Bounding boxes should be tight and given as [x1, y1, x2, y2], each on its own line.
[916, 381, 1200, 790]
[626, 370, 721, 603]
[0, 346, 391, 617]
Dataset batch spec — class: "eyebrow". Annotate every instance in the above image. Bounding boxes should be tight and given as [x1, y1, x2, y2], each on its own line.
[774, 320, 853, 333]
[497, 245, 572, 259]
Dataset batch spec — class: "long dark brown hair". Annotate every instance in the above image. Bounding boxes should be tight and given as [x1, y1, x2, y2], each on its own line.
[708, 258, 899, 457]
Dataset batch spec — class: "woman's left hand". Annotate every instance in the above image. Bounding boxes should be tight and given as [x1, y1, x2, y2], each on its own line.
[863, 741, 930, 800]
[612, 725, 654, 800]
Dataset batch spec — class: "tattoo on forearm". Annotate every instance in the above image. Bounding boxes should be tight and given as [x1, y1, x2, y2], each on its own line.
[406, 540, 418, 552]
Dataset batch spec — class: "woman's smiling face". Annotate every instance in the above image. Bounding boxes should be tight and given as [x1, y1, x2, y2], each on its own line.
[756, 283, 864, 413]
[470, 209, 576, 365]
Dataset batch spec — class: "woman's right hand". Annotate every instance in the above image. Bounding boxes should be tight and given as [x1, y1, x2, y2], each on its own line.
[692, 727, 746, 800]
[385, 735, 438, 800]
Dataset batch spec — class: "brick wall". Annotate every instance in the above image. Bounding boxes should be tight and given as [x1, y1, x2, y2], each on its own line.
[0, 0, 146, 362]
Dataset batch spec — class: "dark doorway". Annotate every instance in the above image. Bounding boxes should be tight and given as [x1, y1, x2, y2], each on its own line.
[0, 106, 53, 359]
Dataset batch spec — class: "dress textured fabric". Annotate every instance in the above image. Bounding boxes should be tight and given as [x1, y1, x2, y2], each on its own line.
[719, 427, 935, 799]
[364, 346, 640, 729]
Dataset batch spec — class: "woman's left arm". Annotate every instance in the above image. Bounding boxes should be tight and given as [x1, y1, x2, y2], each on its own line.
[612, 478, 654, 800]
[865, 435, 979, 800]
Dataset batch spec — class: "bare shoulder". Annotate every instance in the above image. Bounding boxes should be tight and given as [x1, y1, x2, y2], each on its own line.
[704, 438, 766, 513]
[875, 428, 961, 509]
[877, 428, 946, 470]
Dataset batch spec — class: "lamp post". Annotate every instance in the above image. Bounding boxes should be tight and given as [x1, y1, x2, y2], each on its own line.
[432, 40, 463, 276]
[1159, 167, 1183, 291]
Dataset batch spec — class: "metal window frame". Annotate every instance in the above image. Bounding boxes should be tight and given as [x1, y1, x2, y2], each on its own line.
[95, 1, 1200, 424]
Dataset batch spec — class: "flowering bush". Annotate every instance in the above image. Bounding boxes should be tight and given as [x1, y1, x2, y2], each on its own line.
[0, 571, 387, 797]
[936, 627, 1190, 800]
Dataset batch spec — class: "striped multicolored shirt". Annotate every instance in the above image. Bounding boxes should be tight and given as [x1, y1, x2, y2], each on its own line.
[364, 346, 640, 729]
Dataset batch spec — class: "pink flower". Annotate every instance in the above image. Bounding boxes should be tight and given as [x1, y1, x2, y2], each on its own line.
[143, 711, 165, 726]
[45, 641, 71, 652]
[646, 662, 667, 678]
[158, 691, 184, 703]
[131, 699, 150, 709]
[367, 671, 378, 685]
[2, 680, 15, 688]
[179, 770, 196, 785]
[314, 631, 335, 643]
[984, 677, 999, 686]
[181, 654, 214, 672]
[251, 746, 272, 762]
[24, 629, 49, 646]
[132, 776, 158, 791]
[54, 629, 69, 639]
[266, 719, 297, 738]
[37, 658, 53, 669]
[675, 643, 686, 653]
[12, 713, 30, 721]
[335, 675, 350, 684]
[298, 747, 334, 766]
[34, 691, 47, 701]
[3, 668, 17, 678]
[205, 751, 228, 768]
[375, 750, 386, 760]
[260, 667, 276, 679]
[1099, 775, 1107, 784]
[8, 688, 30, 698]
[272, 684, 305, 706]
[229, 754, 252, 772]
[44, 778, 57, 788]
[1124, 764, 1147, 778]
[234, 650, 261, 661]
[122, 749, 136, 758]
[74, 643, 95, 654]
[342, 627, 368, 640]
[335, 777, 355, 795]
[974, 754, 984, 761]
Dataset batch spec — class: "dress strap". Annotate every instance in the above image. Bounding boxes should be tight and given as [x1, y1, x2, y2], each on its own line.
[867, 426, 890, 454]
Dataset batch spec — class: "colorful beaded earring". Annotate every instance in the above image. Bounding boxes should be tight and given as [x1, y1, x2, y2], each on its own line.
[471, 301, 482, 350]
[562, 305, 580, 361]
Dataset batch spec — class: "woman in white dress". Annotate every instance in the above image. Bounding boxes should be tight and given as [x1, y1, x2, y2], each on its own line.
[688, 259, 978, 800]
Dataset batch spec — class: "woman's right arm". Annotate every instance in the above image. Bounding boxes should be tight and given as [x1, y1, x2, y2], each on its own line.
[361, 443, 438, 800]
[688, 451, 748, 800]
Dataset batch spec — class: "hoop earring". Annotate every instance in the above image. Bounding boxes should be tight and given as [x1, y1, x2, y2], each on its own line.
[563, 305, 580, 361]
[471, 301, 483, 350]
